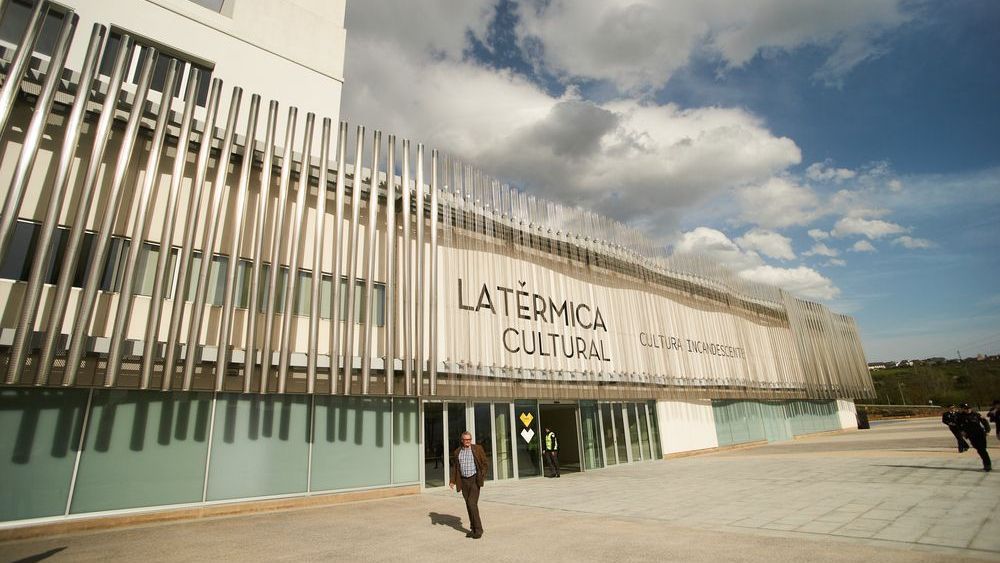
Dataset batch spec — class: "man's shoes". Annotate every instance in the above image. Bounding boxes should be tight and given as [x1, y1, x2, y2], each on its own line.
[985, 466, 992, 472]
[466, 532, 475, 538]
[556, 474, 561, 478]
[472, 532, 483, 539]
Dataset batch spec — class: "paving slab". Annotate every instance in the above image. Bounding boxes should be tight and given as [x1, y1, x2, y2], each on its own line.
[1, 417, 997, 562]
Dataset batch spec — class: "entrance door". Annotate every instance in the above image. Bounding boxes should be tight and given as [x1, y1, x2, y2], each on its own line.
[538, 403, 581, 474]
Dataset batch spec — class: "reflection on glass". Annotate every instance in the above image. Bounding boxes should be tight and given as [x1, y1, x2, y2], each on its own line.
[612, 403, 629, 464]
[447, 402, 467, 457]
[636, 403, 650, 461]
[580, 401, 603, 470]
[628, 403, 643, 461]
[647, 401, 662, 459]
[514, 400, 540, 478]
[423, 402, 444, 487]
[474, 403, 493, 480]
[600, 403, 617, 465]
[494, 402, 514, 479]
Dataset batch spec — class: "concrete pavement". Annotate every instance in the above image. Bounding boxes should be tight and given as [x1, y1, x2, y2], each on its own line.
[2, 417, 997, 562]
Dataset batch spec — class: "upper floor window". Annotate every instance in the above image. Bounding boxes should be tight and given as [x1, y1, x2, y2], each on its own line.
[0, 0, 69, 57]
[99, 29, 214, 106]
[187, 0, 226, 12]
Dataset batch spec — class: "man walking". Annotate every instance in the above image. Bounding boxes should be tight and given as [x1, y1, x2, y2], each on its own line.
[957, 403, 992, 472]
[449, 431, 489, 538]
[543, 427, 560, 478]
[942, 405, 969, 452]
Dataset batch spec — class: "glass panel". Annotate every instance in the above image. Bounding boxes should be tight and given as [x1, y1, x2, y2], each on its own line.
[423, 402, 444, 488]
[392, 398, 419, 483]
[493, 402, 514, 479]
[0, 388, 88, 521]
[580, 401, 603, 470]
[627, 403, 643, 461]
[72, 391, 211, 513]
[206, 394, 309, 501]
[514, 400, 540, 478]
[474, 403, 493, 480]
[600, 403, 617, 465]
[647, 401, 662, 459]
[295, 271, 311, 315]
[635, 403, 650, 461]
[612, 403, 628, 463]
[312, 396, 391, 491]
[447, 402, 467, 456]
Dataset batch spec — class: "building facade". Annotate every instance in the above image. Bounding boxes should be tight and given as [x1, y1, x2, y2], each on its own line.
[0, 0, 872, 528]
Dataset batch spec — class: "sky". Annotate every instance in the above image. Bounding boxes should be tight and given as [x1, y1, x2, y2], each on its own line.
[340, 0, 1000, 363]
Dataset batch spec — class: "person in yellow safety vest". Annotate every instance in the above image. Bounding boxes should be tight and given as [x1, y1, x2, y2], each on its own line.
[543, 427, 560, 478]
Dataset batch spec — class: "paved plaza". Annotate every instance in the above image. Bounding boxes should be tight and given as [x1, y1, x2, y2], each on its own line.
[2, 417, 998, 562]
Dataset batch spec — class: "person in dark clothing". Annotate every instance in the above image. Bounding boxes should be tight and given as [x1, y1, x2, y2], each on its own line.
[957, 403, 992, 472]
[542, 427, 560, 478]
[988, 400, 1000, 441]
[942, 405, 969, 452]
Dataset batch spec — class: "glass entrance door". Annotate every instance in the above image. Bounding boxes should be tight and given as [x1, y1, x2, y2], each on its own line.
[423, 403, 444, 488]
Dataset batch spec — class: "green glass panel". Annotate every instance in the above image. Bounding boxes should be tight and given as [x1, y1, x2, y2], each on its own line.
[311, 396, 390, 491]
[712, 400, 733, 446]
[612, 403, 628, 462]
[494, 403, 514, 479]
[514, 400, 540, 477]
[579, 401, 603, 470]
[0, 388, 87, 521]
[474, 403, 493, 480]
[72, 390, 211, 513]
[206, 394, 309, 500]
[423, 402, 444, 488]
[647, 401, 662, 459]
[391, 398, 419, 484]
[600, 403, 617, 464]
[635, 403, 650, 461]
[627, 404, 643, 460]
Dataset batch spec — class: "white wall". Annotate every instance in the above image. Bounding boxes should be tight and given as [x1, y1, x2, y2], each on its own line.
[836, 399, 858, 430]
[656, 399, 719, 456]
[55, 0, 346, 134]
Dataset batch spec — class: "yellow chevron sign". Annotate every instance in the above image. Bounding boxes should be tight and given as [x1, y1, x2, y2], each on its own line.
[519, 412, 534, 427]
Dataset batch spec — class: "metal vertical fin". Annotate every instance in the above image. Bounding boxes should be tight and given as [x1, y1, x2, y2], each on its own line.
[383, 135, 396, 394]
[140, 68, 201, 390]
[359, 130, 381, 394]
[0, 0, 48, 135]
[215, 94, 261, 391]
[307, 118, 332, 394]
[161, 77, 224, 391]
[342, 126, 365, 394]
[243, 101, 280, 393]
[5, 22, 104, 386]
[400, 140, 412, 396]
[104, 58, 180, 387]
[327, 122, 348, 394]
[414, 144, 424, 396]
[429, 150, 438, 395]
[181, 86, 244, 390]
[277, 111, 314, 393]
[62, 47, 159, 386]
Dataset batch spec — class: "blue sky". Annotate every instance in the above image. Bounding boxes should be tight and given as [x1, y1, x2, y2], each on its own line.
[342, 0, 1000, 362]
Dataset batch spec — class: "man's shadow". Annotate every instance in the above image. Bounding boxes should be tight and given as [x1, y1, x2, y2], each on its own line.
[429, 511, 468, 533]
[877, 464, 985, 472]
[13, 547, 67, 563]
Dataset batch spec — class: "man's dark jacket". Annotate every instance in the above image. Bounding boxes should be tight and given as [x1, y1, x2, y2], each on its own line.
[450, 443, 489, 491]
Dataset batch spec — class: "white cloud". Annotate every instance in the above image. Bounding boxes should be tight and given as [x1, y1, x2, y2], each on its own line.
[805, 161, 856, 183]
[515, 0, 911, 93]
[803, 243, 839, 257]
[738, 265, 840, 301]
[673, 228, 839, 301]
[807, 229, 829, 240]
[851, 240, 877, 253]
[735, 229, 795, 260]
[735, 177, 819, 229]
[832, 216, 907, 239]
[825, 258, 847, 267]
[892, 236, 933, 249]
[674, 227, 764, 271]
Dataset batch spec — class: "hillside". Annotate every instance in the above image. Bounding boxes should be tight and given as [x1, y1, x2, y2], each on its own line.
[861, 359, 1000, 409]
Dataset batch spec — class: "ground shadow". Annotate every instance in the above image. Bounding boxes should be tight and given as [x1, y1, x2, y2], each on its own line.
[876, 464, 986, 472]
[12, 547, 67, 563]
[429, 511, 468, 533]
